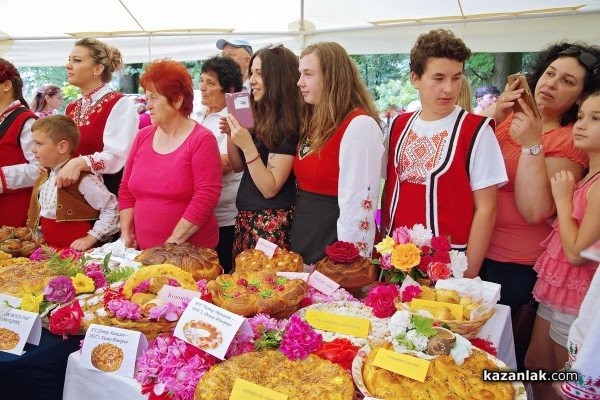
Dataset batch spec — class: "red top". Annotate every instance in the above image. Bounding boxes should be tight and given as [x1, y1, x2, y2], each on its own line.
[294, 109, 366, 196]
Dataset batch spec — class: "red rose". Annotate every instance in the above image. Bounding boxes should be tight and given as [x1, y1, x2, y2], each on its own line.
[363, 284, 400, 318]
[420, 245, 431, 254]
[325, 241, 360, 263]
[418, 254, 434, 272]
[433, 251, 451, 264]
[314, 338, 360, 370]
[427, 261, 452, 282]
[49, 301, 84, 338]
[431, 236, 452, 251]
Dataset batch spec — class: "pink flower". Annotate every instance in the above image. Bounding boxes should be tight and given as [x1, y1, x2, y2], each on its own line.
[248, 313, 285, 337]
[392, 227, 411, 244]
[401, 285, 422, 302]
[59, 248, 81, 260]
[44, 276, 76, 303]
[379, 253, 393, 270]
[148, 303, 182, 322]
[107, 299, 142, 320]
[83, 262, 103, 274]
[85, 271, 107, 289]
[279, 315, 322, 360]
[427, 261, 452, 282]
[363, 283, 400, 318]
[431, 235, 452, 251]
[30, 247, 53, 261]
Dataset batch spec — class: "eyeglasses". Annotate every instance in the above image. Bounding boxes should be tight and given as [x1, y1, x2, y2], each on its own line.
[269, 43, 283, 50]
[558, 46, 598, 75]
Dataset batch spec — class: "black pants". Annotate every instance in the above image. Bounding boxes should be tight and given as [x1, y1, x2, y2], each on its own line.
[217, 225, 235, 274]
[479, 258, 538, 371]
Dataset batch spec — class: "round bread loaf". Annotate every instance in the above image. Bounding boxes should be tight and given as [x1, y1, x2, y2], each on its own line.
[135, 243, 223, 281]
[314, 256, 377, 292]
[234, 248, 303, 273]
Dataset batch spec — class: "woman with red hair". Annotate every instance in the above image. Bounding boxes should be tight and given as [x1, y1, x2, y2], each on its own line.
[118, 59, 222, 250]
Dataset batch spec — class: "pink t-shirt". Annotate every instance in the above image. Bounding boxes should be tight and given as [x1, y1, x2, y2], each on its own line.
[119, 123, 222, 249]
[486, 115, 588, 264]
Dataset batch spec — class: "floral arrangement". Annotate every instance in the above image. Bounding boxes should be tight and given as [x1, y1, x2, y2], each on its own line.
[0, 63, 15, 83]
[375, 224, 468, 284]
[363, 283, 400, 318]
[388, 310, 438, 352]
[135, 335, 217, 400]
[325, 241, 360, 263]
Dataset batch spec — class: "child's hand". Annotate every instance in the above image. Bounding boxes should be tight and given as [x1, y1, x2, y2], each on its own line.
[550, 170, 576, 204]
[70, 234, 98, 252]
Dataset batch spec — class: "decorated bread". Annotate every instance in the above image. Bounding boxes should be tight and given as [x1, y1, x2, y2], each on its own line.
[91, 343, 124, 372]
[234, 248, 304, 273]
[208, 270, 308, 318]
[363, 343, 516, 400]
[314, 241, 377, 292]
[134, 243, 223, 281]
[195, 350, 355, 400]
[0, 226, 41, 257]
[0, 261, 55, 297]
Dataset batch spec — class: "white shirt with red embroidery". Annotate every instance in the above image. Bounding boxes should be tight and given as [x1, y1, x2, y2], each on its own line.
[338, 115, 385, 257]
[0, 101, 38, 194]
[77, 85, 138, 175]
[38, 162, 119, 241]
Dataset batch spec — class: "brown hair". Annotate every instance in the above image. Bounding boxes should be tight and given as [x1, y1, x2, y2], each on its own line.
[0, 58, 30, 109]
[299, 42, 379, 154]
[140, 59, 194, 117]
[32, 115, 80, 154]
[30, 84, 61, 113]
[457, 76, 473, 112]
[249, 46, 302, 149]
[74, 38, 124, 83]
[410, 29, 471, 78]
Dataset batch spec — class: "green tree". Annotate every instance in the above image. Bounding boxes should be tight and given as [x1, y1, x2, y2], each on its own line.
[351, 54, 408, 99]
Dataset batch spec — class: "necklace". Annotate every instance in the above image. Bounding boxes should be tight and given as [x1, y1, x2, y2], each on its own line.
[298, 135, 311, 159]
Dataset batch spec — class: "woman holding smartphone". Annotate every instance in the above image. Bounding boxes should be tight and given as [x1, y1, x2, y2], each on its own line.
[225, 44, 301, 262]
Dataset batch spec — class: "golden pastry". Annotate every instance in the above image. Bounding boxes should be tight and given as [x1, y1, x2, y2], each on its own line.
[121, 264, 198, 298]
[0, 328, 20, 350]
[435, 289, 460, 304]
[183, 320, 223, 350]
[235, 248, 304, 273]
[418, 286, 436, 301]
[91, 343, 124, 372]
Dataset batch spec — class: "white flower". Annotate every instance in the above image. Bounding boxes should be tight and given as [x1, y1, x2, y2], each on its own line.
[409, 224, 433, 247]
[388, 310, 412, 336]
[405, 329, 428, 352]
[449, 250, 468, 278]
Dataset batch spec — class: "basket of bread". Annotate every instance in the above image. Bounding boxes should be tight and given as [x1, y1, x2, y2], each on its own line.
[394, 278, 497, 339]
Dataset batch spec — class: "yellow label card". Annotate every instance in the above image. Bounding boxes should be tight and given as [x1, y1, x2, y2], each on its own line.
[410, 298, 464, 321]
[230, 378, 288, 400]
[373, 349, 430, 382]
[305, 309, 370, 338]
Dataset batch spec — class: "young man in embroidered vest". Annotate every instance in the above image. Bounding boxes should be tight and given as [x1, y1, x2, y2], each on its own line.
[381, 29, 507, 277]
[26, 115, 119, 251]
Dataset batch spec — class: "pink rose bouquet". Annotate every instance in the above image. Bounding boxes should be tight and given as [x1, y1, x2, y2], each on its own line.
[363, 283, 400, 318]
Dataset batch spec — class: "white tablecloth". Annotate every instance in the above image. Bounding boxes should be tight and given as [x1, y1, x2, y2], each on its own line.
[63, 304, 517, 400]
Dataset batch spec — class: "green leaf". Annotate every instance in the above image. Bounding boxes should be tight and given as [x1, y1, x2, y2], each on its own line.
[220, 281, 233, 290]
[390, 274, 402, 284]
[102, 252, 112, 275]
[371, 259, 381, 265]
[259, 290, 272, 299]
[105, 266, 135, 284]
[274, 277, 288, 285]
[411, 315, 438, 337]
[254, 329, 283, 350]
[248, 280, 261, 288]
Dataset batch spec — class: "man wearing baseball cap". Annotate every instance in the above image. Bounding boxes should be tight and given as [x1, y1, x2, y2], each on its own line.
[216, 38, 253, 92]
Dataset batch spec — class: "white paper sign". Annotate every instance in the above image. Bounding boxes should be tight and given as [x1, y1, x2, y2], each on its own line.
[80, 324, 148, 377]
[255, 238, 278, 258]
[307, 271, 340, 296]
[276, 271, 310, 282]
[175, 298, 251, 360]
[0, 294, 22, 309]
[157, 285, 202, 307]
[0, 308, 42, 355]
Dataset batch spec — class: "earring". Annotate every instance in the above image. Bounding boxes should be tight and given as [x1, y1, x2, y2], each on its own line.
[93, 73, 97, 79]
[2, 89, 7, 93]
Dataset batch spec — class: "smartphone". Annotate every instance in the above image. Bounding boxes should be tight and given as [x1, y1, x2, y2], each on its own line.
[507, 73, 541, 119]
[225, 92, 254, 129]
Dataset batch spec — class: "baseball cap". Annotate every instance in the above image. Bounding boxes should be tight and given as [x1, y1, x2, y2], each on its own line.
[216, 39, 253, 56]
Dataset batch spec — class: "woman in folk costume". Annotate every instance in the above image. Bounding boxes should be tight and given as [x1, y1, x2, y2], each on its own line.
[291, 42, 385, 264]
[0, 58, 38, 227]
[60, 38, 138, 196]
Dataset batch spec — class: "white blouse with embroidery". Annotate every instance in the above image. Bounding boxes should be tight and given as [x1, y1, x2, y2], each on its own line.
[338, 115, 385, 257]
[74, 85, 138, 175]
[38, 165, 119, 241]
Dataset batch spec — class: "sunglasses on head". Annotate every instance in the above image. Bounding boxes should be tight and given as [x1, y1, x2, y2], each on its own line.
[269, 43, 283, 50]
[558, 46, 598, 75]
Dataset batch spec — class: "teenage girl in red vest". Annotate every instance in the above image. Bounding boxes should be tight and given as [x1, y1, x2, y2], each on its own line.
[291, 42, 385, 264]
[0, 58, 38, 227]
[60, 38, 138, 196]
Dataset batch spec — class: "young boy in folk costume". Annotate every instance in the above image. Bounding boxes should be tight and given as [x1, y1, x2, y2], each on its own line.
[26, 115, 118, 251]
[381, 29, 507, 277]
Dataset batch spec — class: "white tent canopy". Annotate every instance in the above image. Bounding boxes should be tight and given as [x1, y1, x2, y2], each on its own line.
[2, 0, 600, 67]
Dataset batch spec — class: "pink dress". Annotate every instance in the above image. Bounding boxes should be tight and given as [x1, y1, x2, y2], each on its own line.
[532, 172, 600, 315]
[118, 122, 222, 250]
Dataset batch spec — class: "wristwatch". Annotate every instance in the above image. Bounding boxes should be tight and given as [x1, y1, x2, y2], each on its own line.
[522, 144, 543, 155]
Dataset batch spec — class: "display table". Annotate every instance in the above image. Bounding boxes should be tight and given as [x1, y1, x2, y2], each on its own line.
[63, 303, 517, 400]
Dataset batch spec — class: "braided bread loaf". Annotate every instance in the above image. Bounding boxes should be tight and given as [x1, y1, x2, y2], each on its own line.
[134, 243, 223, 281]
[234, 248, 304, 273]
